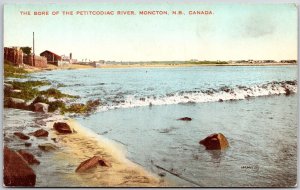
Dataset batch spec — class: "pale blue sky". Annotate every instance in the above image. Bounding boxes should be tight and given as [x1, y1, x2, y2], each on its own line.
[4, 3, 298, 61]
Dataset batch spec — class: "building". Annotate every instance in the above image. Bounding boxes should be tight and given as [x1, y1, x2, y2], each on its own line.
[4, 47, 23, 66]
[280, 60, 297, 63]
[61, 53, 77, 64]
[90, 60, 105, 67]
[40, 50, 62, 65]
[4, 47, 47, 68]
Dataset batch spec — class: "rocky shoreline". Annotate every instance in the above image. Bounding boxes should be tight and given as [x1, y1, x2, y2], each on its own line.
[3, 109, 165, 187]
[2, 61, 239, 187]
[3, 62, 166, 187]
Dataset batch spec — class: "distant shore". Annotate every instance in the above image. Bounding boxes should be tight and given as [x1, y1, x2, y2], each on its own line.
[23, 62, 297, 72]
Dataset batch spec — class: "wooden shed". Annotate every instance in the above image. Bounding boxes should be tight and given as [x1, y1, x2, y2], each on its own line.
[40, 50, 62, 65]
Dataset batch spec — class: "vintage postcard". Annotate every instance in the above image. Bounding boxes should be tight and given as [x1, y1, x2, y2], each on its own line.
[2, 3, 298, 187]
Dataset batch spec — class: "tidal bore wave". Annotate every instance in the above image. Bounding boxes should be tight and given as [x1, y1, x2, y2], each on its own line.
[97, 80, 297, 112]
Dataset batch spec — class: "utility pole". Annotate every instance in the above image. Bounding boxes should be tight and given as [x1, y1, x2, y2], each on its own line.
[33, 32, 35, 66]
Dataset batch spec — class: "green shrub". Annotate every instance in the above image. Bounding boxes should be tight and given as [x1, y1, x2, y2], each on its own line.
[186, 61, 228, 65]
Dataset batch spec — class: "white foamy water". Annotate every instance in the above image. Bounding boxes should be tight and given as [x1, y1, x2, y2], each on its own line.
[29, 65, 298, 112]
[97, 80, 297, 111]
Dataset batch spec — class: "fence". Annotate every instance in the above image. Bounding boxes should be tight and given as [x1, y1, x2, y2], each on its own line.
[23, 55, 47, 68]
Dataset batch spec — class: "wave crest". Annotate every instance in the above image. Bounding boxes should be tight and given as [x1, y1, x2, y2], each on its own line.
[98, 80, 297, 111]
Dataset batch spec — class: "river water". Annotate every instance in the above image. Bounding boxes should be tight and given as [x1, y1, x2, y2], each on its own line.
[27, 65, 297, 187]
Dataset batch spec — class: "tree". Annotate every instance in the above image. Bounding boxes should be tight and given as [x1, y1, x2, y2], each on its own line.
[20, 47, 32, 55]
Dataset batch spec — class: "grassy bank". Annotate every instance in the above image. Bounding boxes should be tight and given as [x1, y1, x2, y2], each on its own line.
[4, 61, 100, 115]
[4, 61, 29, 78]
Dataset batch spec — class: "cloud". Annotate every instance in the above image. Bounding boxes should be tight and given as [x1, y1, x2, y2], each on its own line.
[243, 15, 276, 38]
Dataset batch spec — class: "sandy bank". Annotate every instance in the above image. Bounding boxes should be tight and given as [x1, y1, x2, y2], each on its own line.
[3, 108, 166, 187]
[99, 62, 297, 69]
[42, 115, 166, 187]
[23, 62, 297, 72]
[23, 63, 95, 72]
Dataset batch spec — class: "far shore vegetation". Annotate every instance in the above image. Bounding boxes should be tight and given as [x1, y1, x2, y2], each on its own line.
[140, 60, 229, 65]
[185, 61, 228, 65]
[4, 60, 100, 115]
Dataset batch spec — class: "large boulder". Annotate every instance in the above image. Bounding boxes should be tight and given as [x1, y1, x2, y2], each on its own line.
[17, 150, 40, 165]
[14, 132, 30, 140]
[38, 143, 58, 152]
[4, 146, 36, 186]
[4, 97, 28, 110]
[29, 129, 49, 137]
[34, 102, 49, 113]
[75, 156, 111, 173]
[199, 133, 229, 150]
[53, 122, 72, 134]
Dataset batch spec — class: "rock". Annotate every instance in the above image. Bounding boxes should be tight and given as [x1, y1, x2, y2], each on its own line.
[4, 146, 36, 186]
[285, 81, 296, 85]
[4, 97, 28, 110]
[14, 132, 30, 140]
[177, 117, 192, 121]
[285, 88, 291, 96]
[75, 156, 111, 172]
[51, 138, 58, 143]
[199, 133, 229, 150]
[33, 102, 49, 113]
[218, 99, 223, 102]
[4, 136, 12, 142]
[30, 129, 49, 137]
[38, 143, 58, 151]
[75, 156, 100, 172]
[4, 83, 13, 93]
[53, 122, 72, 134]
[17, 150, 40, 165]
[158, 172, 166, 177]
[24, 142, 32, 147]
[11, 89, 22, 93]
[98, 158, 111, 167]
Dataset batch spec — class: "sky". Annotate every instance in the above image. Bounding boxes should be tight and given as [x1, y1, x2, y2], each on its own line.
[4, 3, 298, 61]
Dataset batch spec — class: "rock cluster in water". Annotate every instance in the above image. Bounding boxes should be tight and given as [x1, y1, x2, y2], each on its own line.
[5, 121, 72, 186]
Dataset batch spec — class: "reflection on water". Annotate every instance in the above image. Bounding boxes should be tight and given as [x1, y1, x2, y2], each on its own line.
[207, 150, 223, 164]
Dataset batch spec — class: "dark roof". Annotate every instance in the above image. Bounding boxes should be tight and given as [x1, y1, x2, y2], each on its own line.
[40, 50, 61, 58]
